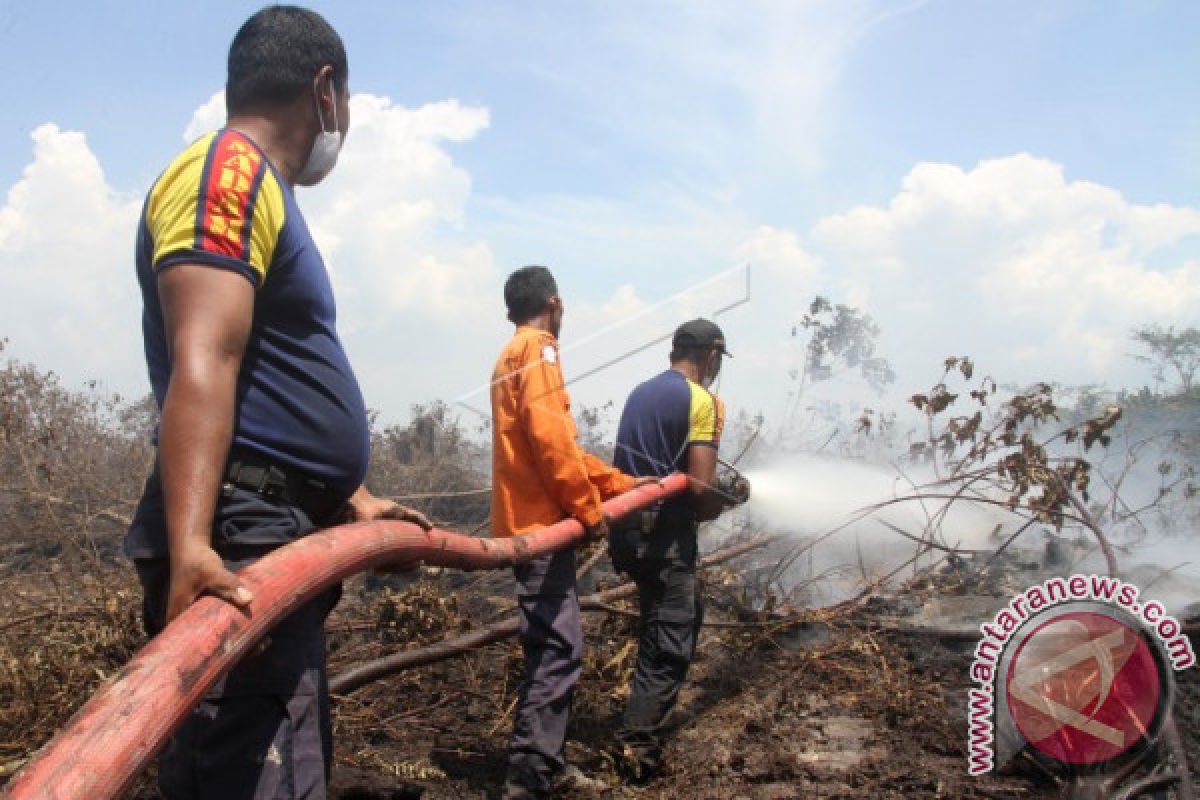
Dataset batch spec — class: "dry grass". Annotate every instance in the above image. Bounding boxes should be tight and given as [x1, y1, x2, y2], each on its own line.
[0, 570, 144, 777]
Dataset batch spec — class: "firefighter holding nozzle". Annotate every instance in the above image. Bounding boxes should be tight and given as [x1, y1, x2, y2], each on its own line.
[608, 318, 750, 783]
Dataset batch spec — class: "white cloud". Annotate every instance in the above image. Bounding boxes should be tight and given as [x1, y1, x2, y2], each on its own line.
[736, 225, 822, 287]
[300, 94, 501, 410]
[810, 153, 1200, 386]
[0, 93, 505, 417]
[4, 103, 1198, 435]
[183, 90, 225, 142]
[642, 155, 1200, 438]
[0, 124, 143, 390]
[307, 94, 493, 315]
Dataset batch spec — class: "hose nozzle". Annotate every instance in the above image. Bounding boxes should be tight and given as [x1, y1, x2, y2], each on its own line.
[716, 460, 751, 506]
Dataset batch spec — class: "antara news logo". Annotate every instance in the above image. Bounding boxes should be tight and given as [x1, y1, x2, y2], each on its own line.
[967, 574, 1195, 777]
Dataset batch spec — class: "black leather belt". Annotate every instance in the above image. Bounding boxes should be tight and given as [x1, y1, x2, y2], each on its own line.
[222, 447, 348, 526]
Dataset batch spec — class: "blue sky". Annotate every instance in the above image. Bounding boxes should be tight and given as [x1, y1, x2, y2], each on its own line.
[2, 0, 1199, 428]
[5, 2, 1195, 207]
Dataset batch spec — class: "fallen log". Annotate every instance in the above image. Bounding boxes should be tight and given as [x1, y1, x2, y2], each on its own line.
[329, 533, 777, 694]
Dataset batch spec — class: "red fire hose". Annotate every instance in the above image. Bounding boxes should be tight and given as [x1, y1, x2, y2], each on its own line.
[4, 473, 688, 800]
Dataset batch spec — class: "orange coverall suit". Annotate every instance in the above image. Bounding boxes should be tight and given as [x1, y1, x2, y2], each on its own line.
[490, 325, 633, 791]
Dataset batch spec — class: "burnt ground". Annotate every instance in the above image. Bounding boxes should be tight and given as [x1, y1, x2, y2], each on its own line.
[314, 560, 1200, 800]
[2, 551, 1196, 800]
[325, 617, 1044, 800]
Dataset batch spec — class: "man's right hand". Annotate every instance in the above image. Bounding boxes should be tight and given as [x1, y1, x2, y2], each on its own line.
[728, 476, 751, 505]
[167, 545, 254, 623]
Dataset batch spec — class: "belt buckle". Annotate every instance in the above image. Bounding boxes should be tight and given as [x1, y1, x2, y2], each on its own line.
[222, 456, 244, 497]
[260, 465, 288, 499]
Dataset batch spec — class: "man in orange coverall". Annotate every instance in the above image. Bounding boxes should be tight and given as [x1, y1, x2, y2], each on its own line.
[490, 265, 654, 798]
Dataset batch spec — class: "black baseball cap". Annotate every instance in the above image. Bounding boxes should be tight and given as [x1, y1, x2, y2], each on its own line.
[672, 318, 732, 358]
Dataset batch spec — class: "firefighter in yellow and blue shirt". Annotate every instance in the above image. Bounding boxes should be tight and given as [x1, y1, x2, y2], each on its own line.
[125, 8, 427, 799]
[609, 318, 747, 783]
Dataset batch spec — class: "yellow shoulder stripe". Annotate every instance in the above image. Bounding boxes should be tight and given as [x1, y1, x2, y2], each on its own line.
[145, 131, 285, 286]
[686, 379, 719, 444]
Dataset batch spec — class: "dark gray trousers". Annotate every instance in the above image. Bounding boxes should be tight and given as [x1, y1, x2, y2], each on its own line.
[609, 515, 703, 770]
[130, 479, 342, 800]
[506, 547, 583, 792]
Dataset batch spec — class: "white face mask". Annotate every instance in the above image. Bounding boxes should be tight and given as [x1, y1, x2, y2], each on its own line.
[700, 351, 722, 389]
[295, 84, 343, 186]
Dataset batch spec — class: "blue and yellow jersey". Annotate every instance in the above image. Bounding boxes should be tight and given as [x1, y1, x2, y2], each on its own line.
[128, 129, 369, 556]
[143, 129, 286, 286]
[614, 369, 725, 504]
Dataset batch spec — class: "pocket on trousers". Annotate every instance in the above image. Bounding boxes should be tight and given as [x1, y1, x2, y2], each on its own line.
[652, 571, 699, 665]
[215, 487, 308, 548]
[652, 621, 694, 669]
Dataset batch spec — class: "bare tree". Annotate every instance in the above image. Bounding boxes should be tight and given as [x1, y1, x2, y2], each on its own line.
[778, 296, 896, 445]
[1130, 324, 1200, 393]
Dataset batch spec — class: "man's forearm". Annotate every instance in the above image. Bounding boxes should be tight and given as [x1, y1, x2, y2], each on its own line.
[694, 490, 724, 521]
[158, 360, 239, 563]
[687, 459, 724, 521]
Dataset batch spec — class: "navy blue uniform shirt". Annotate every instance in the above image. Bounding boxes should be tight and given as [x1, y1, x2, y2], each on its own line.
[126, 130, 369, 558]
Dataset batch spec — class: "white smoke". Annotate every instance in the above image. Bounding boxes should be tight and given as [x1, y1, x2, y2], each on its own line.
[738, 446, 1200, 618]
[741, 454, 1007, 606]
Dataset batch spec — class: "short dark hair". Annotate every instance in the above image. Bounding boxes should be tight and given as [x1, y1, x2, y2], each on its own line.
[504, 266, 558, 323]
[226, 6, 348, 115]
[670, 343, 715, 364]
[669, 318, 728, 364]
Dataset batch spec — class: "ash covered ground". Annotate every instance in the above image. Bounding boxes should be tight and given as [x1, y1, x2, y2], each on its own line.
[313, 544, 1199, 799]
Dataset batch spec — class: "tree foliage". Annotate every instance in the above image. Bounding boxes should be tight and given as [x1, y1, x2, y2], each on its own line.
[795, 296, 895, 392]
[1130, 324, 1200, 392]
[778, 296, 896, 446]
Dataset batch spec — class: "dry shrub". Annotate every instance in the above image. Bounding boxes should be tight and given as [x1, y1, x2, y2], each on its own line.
[0, 347, 497, 784]
[0, 345, 153, 778]
[366, 402, 490, 529]
[0, 574, 145, 777]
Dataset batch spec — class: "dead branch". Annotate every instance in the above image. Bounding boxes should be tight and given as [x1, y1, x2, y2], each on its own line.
[574, 542, 609, 582]
[874, 518, 990, 555]
[0, 485, 132, 527]
[1110, 773, 1186, 800]
[584, 599, 775, 629]
[1064, 490, 1121, 576]
[329, 534, 776, 694]
[975, 518, 1037, 575]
